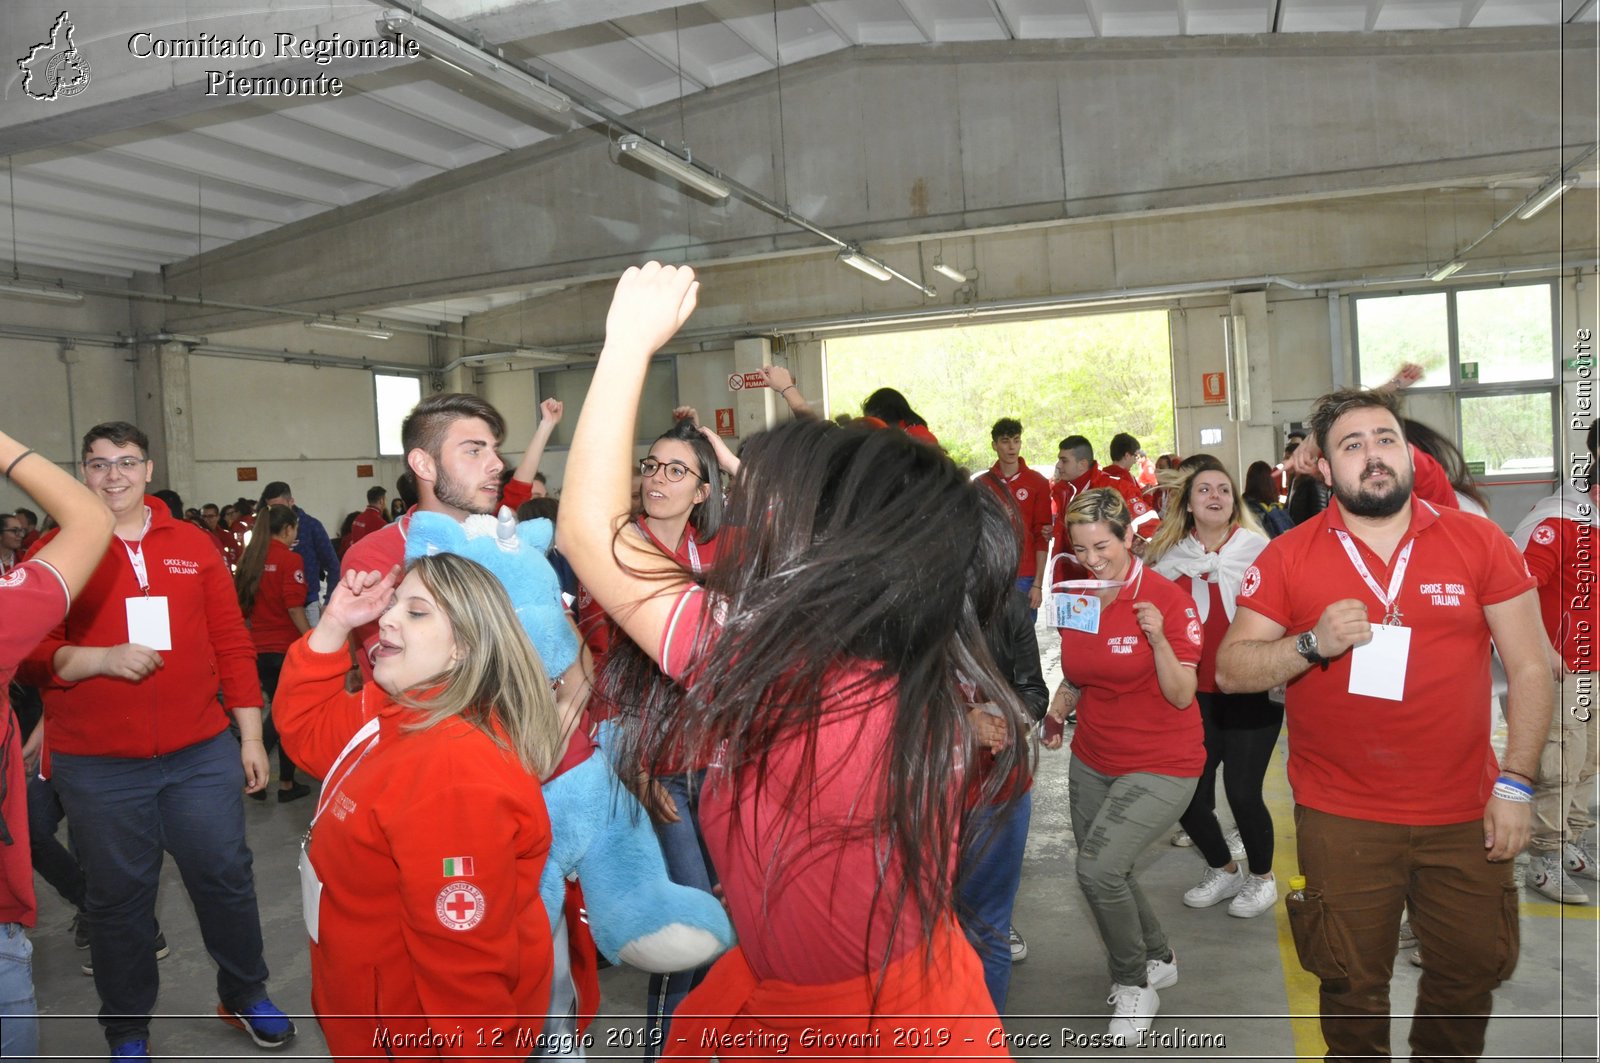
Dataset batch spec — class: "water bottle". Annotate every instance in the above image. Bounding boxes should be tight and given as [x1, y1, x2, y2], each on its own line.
[1288, 874, 1307, 902]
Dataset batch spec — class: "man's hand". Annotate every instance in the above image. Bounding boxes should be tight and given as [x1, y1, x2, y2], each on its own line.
[1028, 582, 1043, 611]
[1312, 599, 1373, 658]
[100, 643, 163, 682]
[1483, 797, 1531, 862]
[240, 738, 270, 793]
[759, 365, 794, 393]
[603, 262, 699, 359]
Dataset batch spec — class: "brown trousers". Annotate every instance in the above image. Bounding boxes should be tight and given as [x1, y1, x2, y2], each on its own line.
[1289, 806, 1519, 1063]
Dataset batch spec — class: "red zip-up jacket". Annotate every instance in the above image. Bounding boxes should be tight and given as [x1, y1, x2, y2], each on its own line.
[21, 497, 258, 758]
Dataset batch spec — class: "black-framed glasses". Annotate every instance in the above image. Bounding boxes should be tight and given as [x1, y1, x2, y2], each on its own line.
[638, 458, 703, 483]
[82, 456, 146, 475]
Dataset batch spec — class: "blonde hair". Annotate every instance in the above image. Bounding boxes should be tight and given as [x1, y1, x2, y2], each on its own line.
[1145, 459, 1263, 564]
[395, 553, 563, 779]
[1065, 487, 1133, 539]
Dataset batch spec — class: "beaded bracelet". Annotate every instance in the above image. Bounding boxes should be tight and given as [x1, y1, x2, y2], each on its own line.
[1491, 777, 1534, 803]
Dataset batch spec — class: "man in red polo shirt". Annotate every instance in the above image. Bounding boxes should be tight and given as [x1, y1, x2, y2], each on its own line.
[1049, 435, 1158, 585]
[1217, 387, 1550, 1063]
[980, 418, 1052, 615]
[1512, 419, 1598, 903]
[345, 485, 389, 547]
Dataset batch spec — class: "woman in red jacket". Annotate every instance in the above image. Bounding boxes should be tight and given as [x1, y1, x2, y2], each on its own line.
[234, 504, 312, 801]
[273, 554, 565, 1060]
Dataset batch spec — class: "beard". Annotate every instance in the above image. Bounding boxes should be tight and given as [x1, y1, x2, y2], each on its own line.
[1332, 459, 1413, 518]
[434, 466, 494, 515]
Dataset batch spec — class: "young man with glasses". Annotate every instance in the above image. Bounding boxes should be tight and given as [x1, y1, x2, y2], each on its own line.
[0, 514, 23, 574]
[17, 421, 294, 1059]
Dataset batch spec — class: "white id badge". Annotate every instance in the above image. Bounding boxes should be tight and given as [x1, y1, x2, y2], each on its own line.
[298, 844, 323, 943]
[125, 596, 172, 651]
[1054, 593, 1102, 634]
[1348, 624, 1411, 701]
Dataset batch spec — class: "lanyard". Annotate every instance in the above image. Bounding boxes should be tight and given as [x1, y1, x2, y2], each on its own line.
[636, 518, 702, 577]
[1055, 559, 1145, 596]
[1334, 531, 1414, 627]
[117, 507, 154, 594]
[309, 716, 381, 834]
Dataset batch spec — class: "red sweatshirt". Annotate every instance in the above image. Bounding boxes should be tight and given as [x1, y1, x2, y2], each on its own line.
[274, 638, 554, 1060]
[21, 498, 258, 758]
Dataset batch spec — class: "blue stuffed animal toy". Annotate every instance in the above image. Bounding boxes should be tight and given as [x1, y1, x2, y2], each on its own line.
[406, 509, 734, 972]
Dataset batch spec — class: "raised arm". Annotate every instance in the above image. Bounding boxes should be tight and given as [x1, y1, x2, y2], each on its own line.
[510, 398, 563, 486]
[1216, 599, 1370, 693]
[0, 429, 112, 597]
[559, 264, 700, 664]
[760, 364, 814, 419]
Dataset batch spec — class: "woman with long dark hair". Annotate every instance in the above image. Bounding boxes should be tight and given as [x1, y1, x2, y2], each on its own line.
[1146, 460, 1281, 918]
[860, 386, 938, 446]
[273, 555, 563, 1060]
[234, 503, 312, 800]
[1243, 460, 1294, 538]
[562, 264, 1020, 1054]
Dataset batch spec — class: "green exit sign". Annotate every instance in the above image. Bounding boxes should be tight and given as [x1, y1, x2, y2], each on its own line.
[1460, 361, 1479, 382]
[1465, 460, 1487, 476]
[1569, 357, 1594, 371]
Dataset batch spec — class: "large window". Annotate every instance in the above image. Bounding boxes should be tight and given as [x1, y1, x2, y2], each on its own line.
[1353, 281, 1557, 479]
[536, 359, 678, 447]
[374, 374, 423, 455]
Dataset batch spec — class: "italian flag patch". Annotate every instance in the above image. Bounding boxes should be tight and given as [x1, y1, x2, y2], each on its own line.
[441, 856, 475, 877]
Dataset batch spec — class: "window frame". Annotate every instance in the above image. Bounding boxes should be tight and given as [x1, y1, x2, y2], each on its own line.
[372, 372, 425, 457]
[1351, 279, 1560, 483]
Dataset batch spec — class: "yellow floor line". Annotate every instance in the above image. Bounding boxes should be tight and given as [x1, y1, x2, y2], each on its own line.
[1522, 900, 1600, 920]
[1262, 743, 1328, 1063]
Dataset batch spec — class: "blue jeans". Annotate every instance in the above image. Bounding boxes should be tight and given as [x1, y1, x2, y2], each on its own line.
[958, 790, 1032, 1013]
[51, 730, 270, 1047]
[644, 772, 717, 1061]
[27, 770, 85, 911]
[0, 922, 38, 1059]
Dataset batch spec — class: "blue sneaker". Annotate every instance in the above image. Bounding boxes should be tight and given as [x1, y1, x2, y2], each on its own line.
[110, 1040, 151, 1060]
[218, 998, 297, 1048]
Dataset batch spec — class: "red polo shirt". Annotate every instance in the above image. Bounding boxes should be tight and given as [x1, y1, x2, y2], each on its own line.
[980, 461, 1052, 580]
[1058, 560, 1205, 778]
[347, 504, 388, 547]
[249, 539, 306, 654]
[1235, 498, 1534, 824]
[1516, 501, 1597, 674]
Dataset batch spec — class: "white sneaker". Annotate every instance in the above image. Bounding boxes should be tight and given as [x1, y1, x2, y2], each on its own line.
[1397, 919, 1418, 950]
[1171, 829, 1193, 847]
[1564, 841, 1600, 881]
[1225, 828, 1246, 861]
[1227, 873, 1278, 918]
[1183, 865, 1245, 908]
[1531, 852, 1590, 904]
[1145, 949, 1178, 990]
[1106, 982, 1159, 1046]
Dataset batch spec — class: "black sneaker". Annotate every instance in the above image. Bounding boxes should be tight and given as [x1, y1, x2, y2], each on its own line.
[277, 782, 311, 803]
[72, 912, 90, 950]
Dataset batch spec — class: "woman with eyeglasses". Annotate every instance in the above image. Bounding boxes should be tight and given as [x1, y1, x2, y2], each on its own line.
[564, 265, 1017, 1056]
[573, 415, 724, 1054]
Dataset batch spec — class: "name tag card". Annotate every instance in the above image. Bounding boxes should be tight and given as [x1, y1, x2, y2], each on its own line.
[125, 596, 172, 651]
[1348, 624, 1410, 701]
[1052, 593, 1101, 634]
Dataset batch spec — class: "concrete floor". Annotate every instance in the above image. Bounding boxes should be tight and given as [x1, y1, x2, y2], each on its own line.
[26, 626, 1600, 1060]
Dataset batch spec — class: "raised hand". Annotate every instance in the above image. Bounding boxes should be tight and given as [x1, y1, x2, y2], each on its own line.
[603, 262, 699, 361]
[1312, 598, 1373, 657]
[323, 566, 403, 637]
[539, 398, 564, 426]
[1133, 601, 1168, 648]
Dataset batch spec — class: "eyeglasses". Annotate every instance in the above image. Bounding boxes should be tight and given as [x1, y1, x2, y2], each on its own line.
[82, 457, 147, 475]
[638, 458, 703, 483]
[0, 526, 20, 536]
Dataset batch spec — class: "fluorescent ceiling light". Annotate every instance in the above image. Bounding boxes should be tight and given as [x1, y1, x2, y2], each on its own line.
[615, 135, 731, 201]
[379, 13, 571, 115]
[1429, 261, 1465, 282]
[0, 279, 84, 304]
[838, 250, 893, 282]
[1517, 175, 1580, 221]
[932, 259, 967, 283]
[306, 319, 394, 341]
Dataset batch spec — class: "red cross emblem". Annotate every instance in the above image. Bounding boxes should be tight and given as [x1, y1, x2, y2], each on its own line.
[435, 880, 485, 931]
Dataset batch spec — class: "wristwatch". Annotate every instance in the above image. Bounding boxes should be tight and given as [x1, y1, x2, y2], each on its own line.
[1295, 630, 1325, 666]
